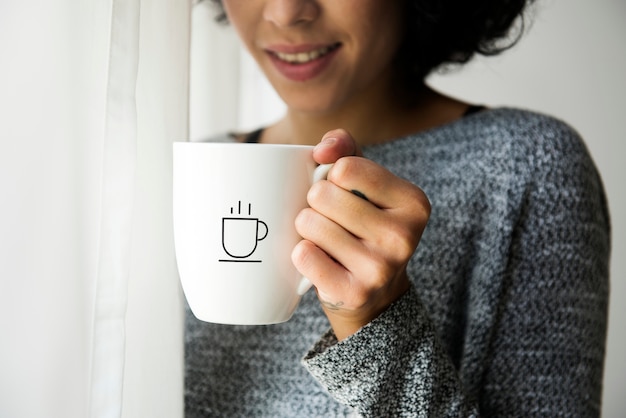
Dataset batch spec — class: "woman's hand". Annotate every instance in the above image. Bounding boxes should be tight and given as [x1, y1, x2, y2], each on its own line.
[292, 129, 431, 340]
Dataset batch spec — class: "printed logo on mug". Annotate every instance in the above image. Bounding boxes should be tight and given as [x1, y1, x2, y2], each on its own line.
[220, 201, 268, 262]
[173, 142, 330, 325]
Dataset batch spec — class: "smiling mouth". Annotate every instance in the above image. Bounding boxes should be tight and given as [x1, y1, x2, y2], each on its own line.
[272, 43, 341, 64]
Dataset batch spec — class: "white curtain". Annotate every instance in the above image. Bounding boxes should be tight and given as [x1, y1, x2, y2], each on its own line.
[0, 1, 189, 417]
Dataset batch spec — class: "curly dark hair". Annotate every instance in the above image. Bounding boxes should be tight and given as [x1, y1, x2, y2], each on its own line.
[205, 0, 534, 87]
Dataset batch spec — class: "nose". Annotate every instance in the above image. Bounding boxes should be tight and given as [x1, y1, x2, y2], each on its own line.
[263, 0, 320, 27]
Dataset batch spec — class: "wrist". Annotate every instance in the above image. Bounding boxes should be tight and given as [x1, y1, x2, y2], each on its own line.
[321, 277, 410, 341]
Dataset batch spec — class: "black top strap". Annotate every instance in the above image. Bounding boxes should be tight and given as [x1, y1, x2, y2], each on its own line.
[245, 128, 263, 143]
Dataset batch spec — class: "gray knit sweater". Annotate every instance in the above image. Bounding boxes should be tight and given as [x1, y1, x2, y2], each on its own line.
[185, 108, 610, 417]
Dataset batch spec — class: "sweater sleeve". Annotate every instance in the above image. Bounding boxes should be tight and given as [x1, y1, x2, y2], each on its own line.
[475, 121, 611, 416]
[302, 286, 480, 417]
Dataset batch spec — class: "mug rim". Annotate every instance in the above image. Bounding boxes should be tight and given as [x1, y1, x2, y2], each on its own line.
[173, 141, 315, 150]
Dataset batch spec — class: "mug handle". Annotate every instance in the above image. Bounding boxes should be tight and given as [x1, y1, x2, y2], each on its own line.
[296, 163, 333, 295]
[312, 163, 333, 183]
[257, 220, 268, 241]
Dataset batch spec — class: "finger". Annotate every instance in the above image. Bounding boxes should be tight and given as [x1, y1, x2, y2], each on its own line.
[307, 180, 380, 239]
[291, 239, 352, 301]
[292, 213, 404, 311]
[291, 235, 387, 310]
[308, 180, 421, 265]
[294, 207, 367, 271]
[309, 158, 430, 262]
[313, 129, 363, 164]
[325, 157, 430, 214]
[294, 204, 405, 293]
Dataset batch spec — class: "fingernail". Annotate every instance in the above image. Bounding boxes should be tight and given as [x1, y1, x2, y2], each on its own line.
[315, 137, 336, 150]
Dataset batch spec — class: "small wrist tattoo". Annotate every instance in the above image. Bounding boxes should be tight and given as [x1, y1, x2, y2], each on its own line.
[321, 300, 345, 311]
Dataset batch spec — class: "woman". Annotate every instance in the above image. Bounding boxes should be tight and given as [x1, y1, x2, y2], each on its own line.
[186, 1, 610, 416]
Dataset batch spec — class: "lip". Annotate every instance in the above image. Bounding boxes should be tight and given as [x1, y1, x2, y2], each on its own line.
[265, 43, 341, 82]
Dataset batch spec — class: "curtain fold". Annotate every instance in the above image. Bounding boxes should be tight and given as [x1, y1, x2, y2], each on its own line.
[89, 0, 140, 416]
[120, 0, 189, 415]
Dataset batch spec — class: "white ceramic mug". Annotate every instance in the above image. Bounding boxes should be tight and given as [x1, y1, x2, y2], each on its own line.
[173, 142, 329, 325]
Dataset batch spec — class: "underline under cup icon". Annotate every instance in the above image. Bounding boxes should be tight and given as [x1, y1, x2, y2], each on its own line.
[220, 217, 268, 263]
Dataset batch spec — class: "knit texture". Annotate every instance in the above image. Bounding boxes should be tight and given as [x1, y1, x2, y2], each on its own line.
[185, 108, 610, 417]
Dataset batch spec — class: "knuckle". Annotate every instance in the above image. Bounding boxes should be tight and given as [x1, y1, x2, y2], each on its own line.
[407, 186, 432, 219]
[362, 253, 394, 290]
[294, 208, 316, 236]
[375, 222, 419, 264]
[329, 156, 360, 184]
[291, 240, 316, 274]
[307, 179, 331, 207]
[291, 240, 307, 267]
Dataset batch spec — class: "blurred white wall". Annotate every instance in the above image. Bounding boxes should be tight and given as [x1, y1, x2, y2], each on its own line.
[192, 0, 625, 416]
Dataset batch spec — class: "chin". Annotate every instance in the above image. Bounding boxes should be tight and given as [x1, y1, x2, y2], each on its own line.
[277, 90, 344, 115]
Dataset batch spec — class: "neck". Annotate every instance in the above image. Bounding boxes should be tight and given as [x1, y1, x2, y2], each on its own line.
[261, 83, 470, 146]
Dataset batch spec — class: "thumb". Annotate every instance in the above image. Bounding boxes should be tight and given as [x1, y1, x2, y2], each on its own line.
[312, 129, 363, 164]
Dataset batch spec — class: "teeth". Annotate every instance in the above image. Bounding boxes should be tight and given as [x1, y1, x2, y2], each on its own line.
[275, 46, 333, 64]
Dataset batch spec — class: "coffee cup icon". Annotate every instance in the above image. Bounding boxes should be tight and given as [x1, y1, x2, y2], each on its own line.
[221, 217, 268, 262]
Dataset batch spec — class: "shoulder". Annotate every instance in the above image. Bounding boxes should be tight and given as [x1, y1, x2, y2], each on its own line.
[458, 107, 596, 176]
[365, 107, 597, 192]
[484, 108, 610, 232]
[375, 107, 587, 161]
[462, 107, 585, 151]
[385, 107, 592, 175]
